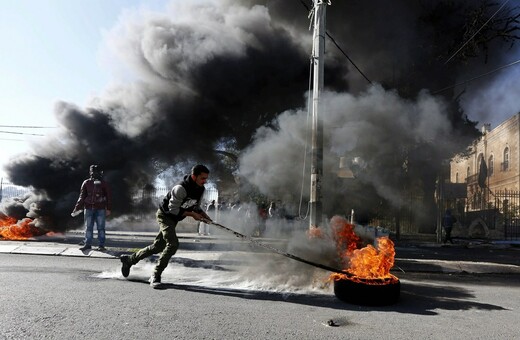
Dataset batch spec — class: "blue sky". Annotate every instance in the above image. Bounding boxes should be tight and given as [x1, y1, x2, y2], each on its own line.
[0, 0, 167, 179]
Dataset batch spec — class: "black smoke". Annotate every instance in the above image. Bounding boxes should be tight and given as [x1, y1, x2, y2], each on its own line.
[1, 0, 519, 231]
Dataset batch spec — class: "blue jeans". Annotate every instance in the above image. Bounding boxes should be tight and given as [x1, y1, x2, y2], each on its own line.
[83, 209, 106, 246]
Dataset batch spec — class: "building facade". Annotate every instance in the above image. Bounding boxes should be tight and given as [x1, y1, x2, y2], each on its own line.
[451, 114, 520, 198]
[450, 113, 520, 239]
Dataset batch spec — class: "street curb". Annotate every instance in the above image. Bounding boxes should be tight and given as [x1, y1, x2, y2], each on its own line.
[1, 238, 520, 275]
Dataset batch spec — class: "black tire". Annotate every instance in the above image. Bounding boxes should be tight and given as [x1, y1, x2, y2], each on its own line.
[334, 278, 401, 306]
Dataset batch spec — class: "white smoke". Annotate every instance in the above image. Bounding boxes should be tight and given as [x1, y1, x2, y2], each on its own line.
[239, 85, 456, 204]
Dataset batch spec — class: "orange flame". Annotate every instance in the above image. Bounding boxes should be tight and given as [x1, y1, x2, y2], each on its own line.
[0, 216, 47, 240]
[329, 216, 398, 284]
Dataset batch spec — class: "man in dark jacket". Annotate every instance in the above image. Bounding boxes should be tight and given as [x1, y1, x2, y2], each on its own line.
[442, 209, 457, 244]
[72, 165, 112, 251]
[120, 164, 212, 288]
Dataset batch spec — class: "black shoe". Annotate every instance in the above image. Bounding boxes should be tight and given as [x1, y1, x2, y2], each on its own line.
[79, 245, 91, 251]
[96, 246, 106, 251]
[120, 255, 132, 278]
[149, 275, 162, 289]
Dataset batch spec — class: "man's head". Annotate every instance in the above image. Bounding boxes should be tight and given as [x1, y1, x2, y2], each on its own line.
[191, 164, 209, 187]
[89, 165, 103, 180]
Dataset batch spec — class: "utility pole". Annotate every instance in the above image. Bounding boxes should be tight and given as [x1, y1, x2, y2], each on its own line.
[309, 0, 329, 229]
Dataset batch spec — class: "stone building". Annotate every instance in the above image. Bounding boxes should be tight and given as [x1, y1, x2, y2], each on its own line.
[449, 112, 520, 239]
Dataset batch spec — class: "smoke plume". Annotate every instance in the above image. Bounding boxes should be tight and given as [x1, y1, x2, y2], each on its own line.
[1, 0, 519, 231]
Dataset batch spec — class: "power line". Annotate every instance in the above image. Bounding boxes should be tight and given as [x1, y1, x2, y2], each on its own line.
[299, 0, 518, 93]
[0, 130, 44, 136]
[444, 0, 511, 65]
[0, 125, 56, 128]
[299, 0, 372, 84]
[433, 58, 520, 94]
[325, 32, 372, 84]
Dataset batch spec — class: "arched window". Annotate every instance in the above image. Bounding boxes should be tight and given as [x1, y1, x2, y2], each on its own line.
[455, 172, 459, 183]
[503, 147, 510, 171]
[467, 166, 470, 179]
[488, 155, 494, 176]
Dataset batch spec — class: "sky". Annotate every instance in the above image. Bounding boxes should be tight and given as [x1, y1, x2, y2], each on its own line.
[0, 0, 167, 180]
[0, 0, 519, 185]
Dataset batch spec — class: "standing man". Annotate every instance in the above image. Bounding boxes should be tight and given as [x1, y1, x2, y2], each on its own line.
[442, 209, 457, 244]
[72, 165, 112, 251]
[198, 199, 216, 236]
[120, 164, 212, 288]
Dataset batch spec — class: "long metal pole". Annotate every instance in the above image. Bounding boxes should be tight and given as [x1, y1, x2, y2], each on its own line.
[207, 220, 351, 276]
[309, 1, 328, 229]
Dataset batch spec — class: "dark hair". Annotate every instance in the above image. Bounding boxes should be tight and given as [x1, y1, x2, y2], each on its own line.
[89, 164, 103, 179]
[191, 164, 209, 176]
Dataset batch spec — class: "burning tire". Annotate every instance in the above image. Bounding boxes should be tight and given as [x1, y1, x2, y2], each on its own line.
[333, 277, 400, 306]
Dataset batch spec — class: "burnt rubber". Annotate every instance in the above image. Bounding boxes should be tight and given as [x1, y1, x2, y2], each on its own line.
[334, 278, 400, 306]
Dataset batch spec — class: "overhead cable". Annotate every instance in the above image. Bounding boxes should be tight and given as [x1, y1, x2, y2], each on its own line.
[444, 0, 511, 64]
[433, 58, 520, 94]
[299, 0, 372, 84]
[0, 130, 44, 136]
[0, 125, 56, 129]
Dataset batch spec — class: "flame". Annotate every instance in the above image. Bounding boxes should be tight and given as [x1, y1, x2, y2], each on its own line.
[0, 216, 47, 240]
[329, 215, 398, 284]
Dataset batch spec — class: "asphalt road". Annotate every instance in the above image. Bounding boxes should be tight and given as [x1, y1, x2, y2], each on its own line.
[1, 251, 519, 340]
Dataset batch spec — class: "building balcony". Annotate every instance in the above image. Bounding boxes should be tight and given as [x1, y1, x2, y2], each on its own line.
[466, 174, 478, 185]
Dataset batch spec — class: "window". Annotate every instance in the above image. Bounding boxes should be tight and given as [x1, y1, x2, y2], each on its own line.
[467, 166, 470, 179]
[503, 147, 510, 171]
[455, 172, 459, 183]
[488, 155, 494, 176]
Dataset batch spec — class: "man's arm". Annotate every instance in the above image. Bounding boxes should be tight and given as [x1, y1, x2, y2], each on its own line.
[72, 181, 88, 213]
[167, 185, 187, 217]
[104, 181, 112, 211]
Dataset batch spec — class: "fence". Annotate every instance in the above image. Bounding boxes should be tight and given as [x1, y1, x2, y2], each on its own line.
[494, 190, 520, 240]
[0, 179, 32, 202]
[456, 189, 520, 240]
[134, 186, 218, 205]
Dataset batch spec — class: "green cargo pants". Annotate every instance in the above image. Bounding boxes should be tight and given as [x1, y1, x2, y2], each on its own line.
[129, 209, 180, 278]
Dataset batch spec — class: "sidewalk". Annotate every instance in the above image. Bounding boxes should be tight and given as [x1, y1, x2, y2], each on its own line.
[1, 231, 519, 276]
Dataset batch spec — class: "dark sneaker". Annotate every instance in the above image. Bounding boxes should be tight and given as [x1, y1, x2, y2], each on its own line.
[120, 255, 132, 278]
[79, 245, 91, 251]
[149, 275, 162, 289]
[97, 246, 106, 251]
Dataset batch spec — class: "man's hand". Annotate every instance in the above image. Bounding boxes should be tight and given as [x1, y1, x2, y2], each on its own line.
[200, 217, 213, 224]
[191, 212, 205, 222]
[187, 211, 212, 223]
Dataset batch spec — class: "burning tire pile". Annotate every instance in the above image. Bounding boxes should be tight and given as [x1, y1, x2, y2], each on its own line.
[329, 216, 400, 306]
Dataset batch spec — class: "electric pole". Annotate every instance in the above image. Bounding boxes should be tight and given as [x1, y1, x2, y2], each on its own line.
[309, 0, 329, 229]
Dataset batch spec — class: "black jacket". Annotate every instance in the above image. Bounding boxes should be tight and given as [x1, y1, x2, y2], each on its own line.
[159, 175, 204, 221]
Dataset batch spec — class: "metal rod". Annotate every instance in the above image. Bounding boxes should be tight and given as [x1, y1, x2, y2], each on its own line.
[206, 220, 353, 277]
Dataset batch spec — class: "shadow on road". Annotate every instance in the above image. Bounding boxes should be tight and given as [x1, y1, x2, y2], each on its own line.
[121, 275, 510, 316]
